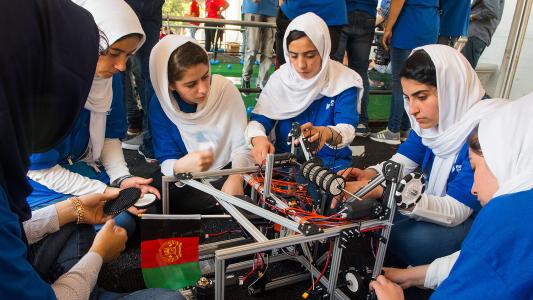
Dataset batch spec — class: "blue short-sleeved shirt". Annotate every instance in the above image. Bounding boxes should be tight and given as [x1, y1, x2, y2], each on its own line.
[26, 74, 126, 207]
[398, 131, 481, 211]
[439, 0, 470, 37]
[251, 87, 359, 171]
[346, 0, 378, 17]
[242, 0, 277, 17]
[391, 0, 439, 49]
[432, 188, 533, 299]
[281, 0, 348, 26]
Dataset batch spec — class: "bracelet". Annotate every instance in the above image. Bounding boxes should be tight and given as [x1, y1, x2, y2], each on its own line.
[111, 174, 134, 188]
[70, 197, 84, 224]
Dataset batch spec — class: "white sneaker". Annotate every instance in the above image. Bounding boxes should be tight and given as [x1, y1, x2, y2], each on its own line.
[370, 129, 401, 145]
[121, 134, 143, 150]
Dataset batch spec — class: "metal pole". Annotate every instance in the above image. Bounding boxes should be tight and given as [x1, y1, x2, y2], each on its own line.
[162, 178, 170, 214]
[171, 167, 261, 179]
[215, 258, 225, 300]
[168, 16, 277, 29]
[326, 237, 344, 297]
[495, 0, 533, 98]
[263, 154, 275, 198]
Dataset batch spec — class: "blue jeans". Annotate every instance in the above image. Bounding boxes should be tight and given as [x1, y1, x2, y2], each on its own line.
[125, 0, 164, 155]
[123, 54, 144, 131]
[334, 11, 376, 125]
[461, 36, 487, 69]
[387, 47, 412, 133]
[91, 287, 186, 300]
[388, 212, 474, 266]
[29, 223, 95, 283]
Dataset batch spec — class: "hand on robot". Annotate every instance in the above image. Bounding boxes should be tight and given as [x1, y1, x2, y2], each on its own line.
[250, 136, 275, 165]
[300, 122, 340, 152]
[369, 275, 405, 300]
[382, 266, 428, 289]
[221, 174, 244, 195]
[337, 167, 377, 181]
[330, 180, 384, 208]
[173, 150, 214, 173]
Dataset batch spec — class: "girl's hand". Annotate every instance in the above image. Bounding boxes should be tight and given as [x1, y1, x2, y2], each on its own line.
[174, 150, 215, 173]
[250, 136, 275, 165]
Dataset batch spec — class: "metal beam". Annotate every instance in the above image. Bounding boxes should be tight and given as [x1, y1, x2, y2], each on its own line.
[167, 15, 276, 28]
[182, 179, 303, 233]
[202, 180, 269, 243]
[495, 0, 533, 98]
[214, 221, 383, 260]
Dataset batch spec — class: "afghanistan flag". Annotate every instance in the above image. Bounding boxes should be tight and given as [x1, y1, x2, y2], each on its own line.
[141, 216, 202, 289]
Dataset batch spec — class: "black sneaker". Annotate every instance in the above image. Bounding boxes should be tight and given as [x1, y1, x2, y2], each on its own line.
[241, 79, 250, 96]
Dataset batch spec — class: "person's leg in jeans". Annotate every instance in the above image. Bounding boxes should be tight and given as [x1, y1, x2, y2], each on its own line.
[123, 56, 143, 135]
[275, 9, 291, 67]
[257, 16, 276, 89]
[29, 223, 95, 282]
[371, 47, 411, 144]
[344, 11, 376, 133]
[91, 287, 187, 300]
[136, 0, 164, 161]
[328, 25, 343, 61]
[205, 26, 215, 52]
[333, 26, 348, 62]
[388, 212, 474, 266]
[461, 36, 487, 69]
[242, 13, 261, 91]
[389, 47, 412, 133]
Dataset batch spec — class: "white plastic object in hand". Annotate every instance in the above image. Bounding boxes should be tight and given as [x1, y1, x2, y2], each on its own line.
[134, 193, 157, 209]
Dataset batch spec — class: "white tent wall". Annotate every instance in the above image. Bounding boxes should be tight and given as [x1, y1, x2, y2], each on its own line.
[479, 0, 533, 99]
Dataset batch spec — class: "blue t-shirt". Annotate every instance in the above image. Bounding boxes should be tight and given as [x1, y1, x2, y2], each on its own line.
[397, 131, 481, 211]
[251, 87, 359, 171]
[439, 0, 470, 37]
[346, 0, 378, 17]
[0, 187, 56, 299]
[242, 0, 277, 17]
[391, 0, 439, 49]
[432, 188, 533, 299]
[149, 93, 196, 164]
[281, 0, 348, 26]
[26, 74, 126, 208]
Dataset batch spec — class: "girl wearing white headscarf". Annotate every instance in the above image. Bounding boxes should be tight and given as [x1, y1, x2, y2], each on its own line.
[371, 94, 533, 300]
[245, 12, 364, 172]
[149, 35, 252, 213]
[26, 0, 158, 228]
[342, 44, 507, 266]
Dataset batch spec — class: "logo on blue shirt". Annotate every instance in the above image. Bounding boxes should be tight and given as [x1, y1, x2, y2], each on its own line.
[325, 99, 335, 110]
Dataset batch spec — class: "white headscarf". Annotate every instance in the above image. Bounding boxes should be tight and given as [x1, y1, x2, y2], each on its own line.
[253, 12, 363, 119]
[406, 44, 507, 196]
[75, 0, 145, 162]
[479, 94, 533, 198]
[149, 35, 248, 170]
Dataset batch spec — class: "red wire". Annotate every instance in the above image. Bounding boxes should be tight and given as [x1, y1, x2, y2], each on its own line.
[242, 254, 259, 283]
[307, 240, 333, 291]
